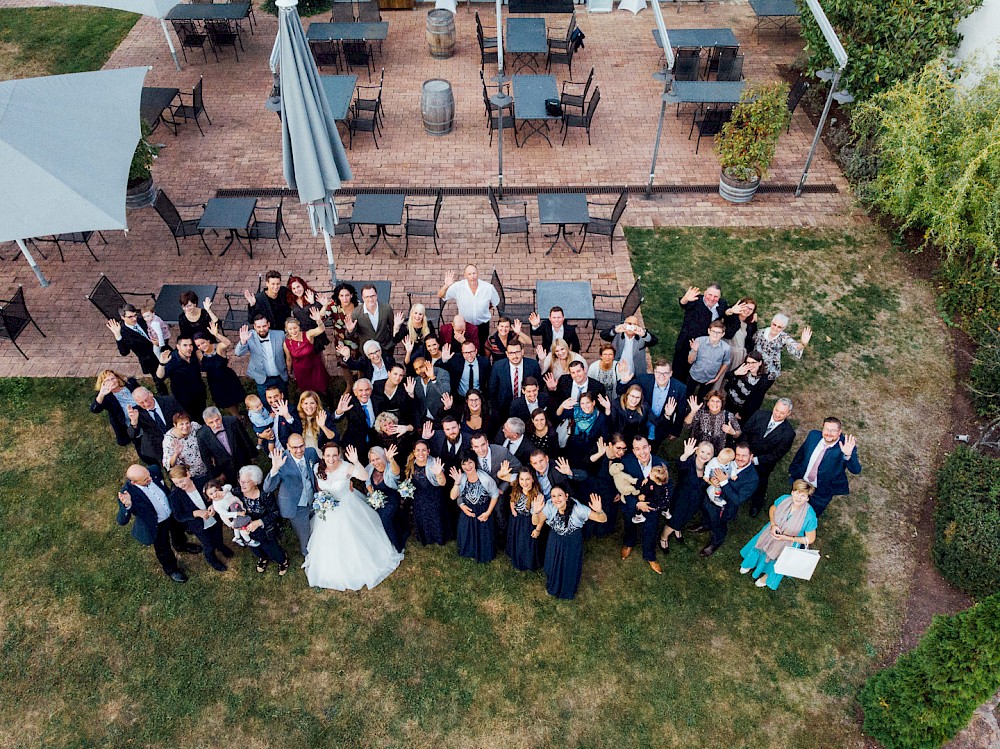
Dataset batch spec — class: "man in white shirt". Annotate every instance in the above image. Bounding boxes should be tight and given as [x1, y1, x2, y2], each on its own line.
[438, 264, 500, 351]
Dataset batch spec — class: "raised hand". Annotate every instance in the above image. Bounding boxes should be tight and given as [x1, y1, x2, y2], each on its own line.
[159, 349, 172, 364]
[681, 437, 697, 458]
[239, 324, 251, 345]
[512, 319, 523, 335]
[733, 361, 751, 377]
[316, 408, 328, 428]
[800, 325, 813, 346]
[530, 496, 545, 515]
[106, 318, 122, 339]
[443, 270, 456, 287]
[689, 338, 700, 353]
[309, 306, 325, 324]
[543, 372, 557, 391]
[596, 435, 606, 454]
[841, 434, 857, 457]
[208, 320, 220, 338]
[597, 393, 611, 412]
[117, 490, 132, 508]
[528, 311, 541, 328]
[535, 344, 546, 361]
[127, 405, 139, 426]
[681, 286, 701, 304]
[243, 289, 256, 305]
[269, 445, 287, 472]
[560, 397, 577, 411]
[393, 311, 405, 332]
[98, 377, 115, 397]
[440, 342, 453, 362]
[275, 397, 292, 419]
[337, 343, 351, 361]
[172, 440, 184, 459]
[343, 314, 357, 333]
[345, 444, 361, 465]
[304, 289, 315, 305]
[728, 301, 746, 316]
[385, 444, 398, 463]
[203, 296, 213, 311]
[336, 393, 353, 416]
[555, 457, 573, 476]
[617, 360, 633, 381]
[430, 457, 444, 475]
[448, 466, 462, 482]
[687, 395, 701, 414]
[441, 392, 453, 411]
[403, 335, 414, 355]
[422, 421, 434, 440]
[664, 397, 677, 417]
[404, 377, 416, 398]
[588, 493, 604, 514]
[497, 460, 511, 480]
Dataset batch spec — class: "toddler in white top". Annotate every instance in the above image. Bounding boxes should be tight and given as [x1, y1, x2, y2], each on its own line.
[141, 302, 171, 357]
[206, 482, 258, 547]
[704, 448, 736, 507]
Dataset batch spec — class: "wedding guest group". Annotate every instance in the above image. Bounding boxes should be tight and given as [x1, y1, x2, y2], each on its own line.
[100, 272, 859, 598]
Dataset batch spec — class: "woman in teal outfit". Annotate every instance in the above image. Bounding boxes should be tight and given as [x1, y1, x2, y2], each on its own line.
[739, 480, 818, 590]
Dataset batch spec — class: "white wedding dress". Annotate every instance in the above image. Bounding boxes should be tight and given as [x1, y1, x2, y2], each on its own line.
[304, 463, 403, 591]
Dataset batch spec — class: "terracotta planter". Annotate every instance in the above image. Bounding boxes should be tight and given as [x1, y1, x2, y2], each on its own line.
[126, 177, 155, 209]
[718, 169, 760, 204]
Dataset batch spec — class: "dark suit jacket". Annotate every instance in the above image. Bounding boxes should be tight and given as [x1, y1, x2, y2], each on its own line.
[489, 358, 542, 418]
[345, 352, 397, 382]
[510, 392, 551, 423]
[620, 453, 667, 485]
[127, 395, 183, 465]
[553, 374, 606, 404]
[248, 287, 292, 329]
[444, 355, 492, 398]
[531, 320, 581, 353]
[532, 463, 571, 495]
[115, 320, 159, 375]
[413, 370, 452, 424]
[788, 430, 862, 498]
[372, 379, 413, 425]
[476, 444, 521, 493]
[168, 485, 214, 534]
[677, 294, 728, 344]
[197, 416, 258, 484]
[351, 302, 395, 355]
[742, 411, 795, 474]
[720, 463, 759, 520]
[116, 479, 172, 545]
[337, 396, 379, 454]
[91, 378, 141, 447]
[428, 431, 469, 471]
[494, 432, 534, 465]
[618, 374, 687, 441]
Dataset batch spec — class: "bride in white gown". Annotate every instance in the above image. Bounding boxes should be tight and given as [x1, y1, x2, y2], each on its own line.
[304, 443, 403, 590]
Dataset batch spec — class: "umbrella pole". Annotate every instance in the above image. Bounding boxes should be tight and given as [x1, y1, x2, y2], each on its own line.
[323, 228, 337, 286]
[16, 239, 50, 288]
[160, 19, 182, 71]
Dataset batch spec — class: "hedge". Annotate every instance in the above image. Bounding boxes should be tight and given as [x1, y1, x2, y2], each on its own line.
[933, 446, 1000, 598]
[860, 595, 1000, 749]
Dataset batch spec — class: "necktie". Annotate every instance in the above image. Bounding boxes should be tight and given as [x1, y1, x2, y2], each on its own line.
[513, 366, 520, 399]
[131, 324, 150, 341]
[150, 408, 166, 433]
[765, 420, 777, 437]
[481, 454, 490, 474]
[466, 363, 474, 395]
[806, 444, 829, 484]
[215, 429, 232, 455]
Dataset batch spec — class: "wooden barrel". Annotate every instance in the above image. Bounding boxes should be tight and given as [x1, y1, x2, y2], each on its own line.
[421, 79, 455, 136]
[718, 170, 761, 203]
[426, 9, 455, 59]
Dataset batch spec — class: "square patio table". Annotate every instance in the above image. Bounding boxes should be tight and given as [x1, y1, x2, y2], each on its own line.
[198, 197, 257, 258]
[319, 74, 358, 121]
[306, 22, 389, 41]
[749, 0, 800, 39]
[535, 281, 595, 328]
[665, 81, 745, 104]
[653, 28, 738, 49]
[167, 2, 250, 21]
[140, 86, 180, 134]
[350, 193, 406, 255]
[154, 284, 219, 326]
[537, 193, 589, 255]
[506, 18, 547, 73]
[512, 75, 560, 146]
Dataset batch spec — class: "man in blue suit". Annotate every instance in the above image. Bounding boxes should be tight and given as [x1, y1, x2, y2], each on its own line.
[262, 434, 320, 558]
[788, 417, 862, 516]
[620, 435, 668, 568]
[697, 443, 759, 557]
[116, 464, 199, 582]
[235, 315, 288, 402]
[488, 341, 541, 419]
[617, 358, 687, 452]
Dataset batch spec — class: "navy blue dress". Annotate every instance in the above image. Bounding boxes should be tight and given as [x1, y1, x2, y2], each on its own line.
[542, 500, 593, 599]
[200, 352, 245, 409]
[582, 455, 619, 539]
[669, 457, 704, 531]
[369, 469, 403, 551]
[455, 472, 498, 563]
[411, 464, 449, 545]
[506, 494, 542, 571]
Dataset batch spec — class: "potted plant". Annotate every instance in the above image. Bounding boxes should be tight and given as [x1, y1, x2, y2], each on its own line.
[126, 122, 159, 209]
[715, 81, 791, 203]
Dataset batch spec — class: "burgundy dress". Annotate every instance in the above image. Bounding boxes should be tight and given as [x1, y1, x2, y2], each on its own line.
[286, 336, 329, 394]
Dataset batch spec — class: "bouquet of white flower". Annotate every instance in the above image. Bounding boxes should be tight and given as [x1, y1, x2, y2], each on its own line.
[398, 478, 415, 499]
[367, 489, 387, 510]
[312, 490, 340, 520]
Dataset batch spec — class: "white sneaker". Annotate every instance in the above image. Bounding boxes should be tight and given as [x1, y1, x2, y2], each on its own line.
[232, 537, 246, 547]
[739, 567, 751, 574]
[247, 539, 259, 548]
[631, 515, 646, 524]
[755, 576, 769, 588]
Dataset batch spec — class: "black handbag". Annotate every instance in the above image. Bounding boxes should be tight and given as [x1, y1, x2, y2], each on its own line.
[545, 98, 563, 116]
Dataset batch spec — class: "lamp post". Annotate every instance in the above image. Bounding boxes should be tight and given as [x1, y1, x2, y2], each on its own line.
[491, 92, 513, 198]
[646, 0, 675, 198]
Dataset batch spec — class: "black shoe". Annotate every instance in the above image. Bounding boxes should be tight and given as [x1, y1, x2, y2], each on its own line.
[661, 544, 670, 554]
[219, 544, 235, 558]
[675, 533, 686, 545]
[208, 558, 228, 572]
[699, 544, 718, 557]
[167, 570, 189, 583]
[179, 543, 203, 554]
[748, 507, 762, 518]
[688, 524, 708, 534]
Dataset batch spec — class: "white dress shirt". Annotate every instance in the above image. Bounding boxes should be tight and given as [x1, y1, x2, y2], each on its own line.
[143, 481, 172, 523]
[444, 281, 500, 325]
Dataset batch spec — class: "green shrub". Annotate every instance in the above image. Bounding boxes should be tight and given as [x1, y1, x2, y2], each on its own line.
[933, 446, 1000, 597]
[969, 325, 1000, 416]
[714, 81, 790, 181]
[860, 595, 1000, 749]
[797, 0, 981, 103]
[262, 0, 329, 17]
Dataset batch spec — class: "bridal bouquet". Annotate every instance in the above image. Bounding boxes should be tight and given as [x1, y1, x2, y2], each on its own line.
[312, 490, 340, 520]
[398, 479, 415, 499]
[367, 489, 387, 510]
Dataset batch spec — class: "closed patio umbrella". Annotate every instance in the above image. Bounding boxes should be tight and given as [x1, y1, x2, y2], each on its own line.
[272, 0, 353, 285]
[0, 67, 149, 286]
[52, 0, 184, 71]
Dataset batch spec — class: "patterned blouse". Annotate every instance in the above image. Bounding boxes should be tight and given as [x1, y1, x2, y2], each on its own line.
[689, 408, 741, 453]
[542, 499, 592, 536]
[328, 304, 358, 351]
[457, 471, 500, 507]
[162, 422, 208, 478]
[752, 329, 803, 380]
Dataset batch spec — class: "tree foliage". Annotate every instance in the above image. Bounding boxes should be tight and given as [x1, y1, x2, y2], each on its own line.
[796, 0, 981, 103]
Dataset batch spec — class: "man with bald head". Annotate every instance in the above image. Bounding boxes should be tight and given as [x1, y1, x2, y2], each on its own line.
[125, 386, 183, 469]
[116, 464, 199, 582]
[600, 315, 659, 376]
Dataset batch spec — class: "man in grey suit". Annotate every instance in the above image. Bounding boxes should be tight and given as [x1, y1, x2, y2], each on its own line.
[262, 434, 320, 558]
[600, 315, 659, 376]
[349, 284, 395, 357]
[235, 314, 288, 401]
[469, 431, 521, 540]
[412, 355, 452, 425]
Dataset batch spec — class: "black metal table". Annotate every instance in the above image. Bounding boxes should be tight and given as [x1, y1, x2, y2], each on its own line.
[319, 74, 358, 121]
[350, 193, 406, 255]
[154, 284, 219, 325]
[140, 86, 179, 134]
[538, 193, 589, 254]
[653, 28, 738, 49]
[749, 0, 800, 39]
[167, 2, 250, 21]
[506, 18, 547, 73]
[535, 281, 594, 327]
[198, 197, 257, 258]
[306, 22, 389, 41]
[512, 75, 560, 146]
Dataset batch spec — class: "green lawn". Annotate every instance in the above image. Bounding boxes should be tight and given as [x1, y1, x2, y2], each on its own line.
[0, 7, 138, 78]
[0, 229, 952, 748]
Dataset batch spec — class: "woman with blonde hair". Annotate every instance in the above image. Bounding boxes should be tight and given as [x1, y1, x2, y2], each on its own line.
[297, 390, 336, 451]
[392, 302, 436, 354]
[739, 479, 818, 590]
[91, 369, 140, 447]
[539, 338, 585, 380]
[500, 469, 546, 571]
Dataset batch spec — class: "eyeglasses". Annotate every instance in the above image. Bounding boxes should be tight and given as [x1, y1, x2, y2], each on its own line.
[288, 443, 306, 451]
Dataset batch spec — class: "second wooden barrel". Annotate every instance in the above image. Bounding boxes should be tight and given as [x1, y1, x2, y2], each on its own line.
[426, 9, 455, 59]
[421, 79, 455, 136]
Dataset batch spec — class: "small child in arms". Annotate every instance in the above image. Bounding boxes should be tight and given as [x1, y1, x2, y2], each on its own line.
[244, 394, 274, 452]
[206, 479, 258, 547]
[704, 447, 736, 507]
[141, 302, 171, 358]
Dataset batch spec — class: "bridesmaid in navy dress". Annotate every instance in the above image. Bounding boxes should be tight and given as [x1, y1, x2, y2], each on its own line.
[450, 453, 500, 563]
[659, 438, 715, 552]
[531, 487, 607, 600]
[365, 445, 405, 552]
[502, 469, 545, 571]
[406, 442, 450, 545]
[194, 323, 245, 417]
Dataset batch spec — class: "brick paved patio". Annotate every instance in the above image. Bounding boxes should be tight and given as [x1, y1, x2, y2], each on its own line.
[0, 1, 863, 377]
